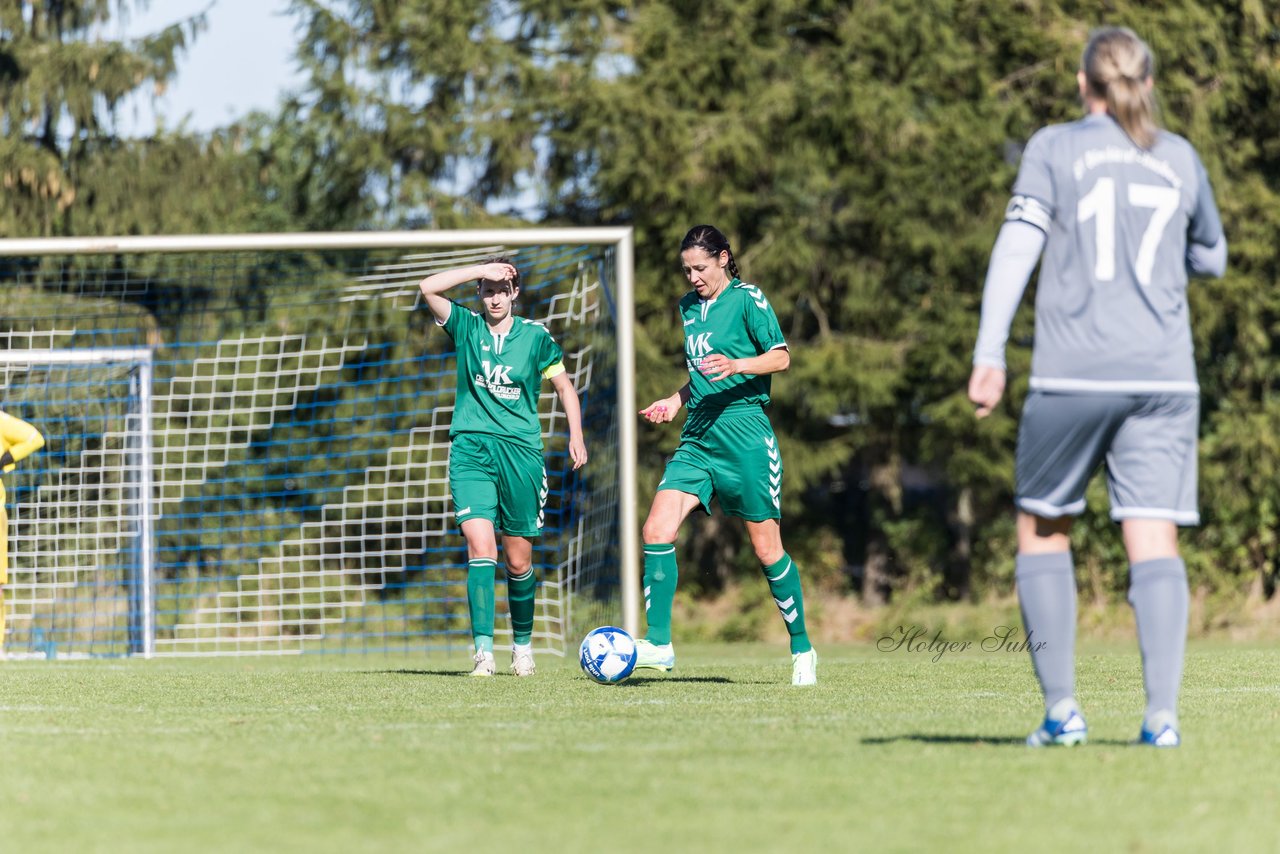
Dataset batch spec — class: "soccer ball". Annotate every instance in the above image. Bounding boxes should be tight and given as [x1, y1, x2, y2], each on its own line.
[579, 626, 637, 684]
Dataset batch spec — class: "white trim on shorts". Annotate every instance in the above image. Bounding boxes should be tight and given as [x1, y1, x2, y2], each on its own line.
[1029, 377, 1200, 395]
[1016, 496, 1087, 518]
[1110, 507, 1201, 525]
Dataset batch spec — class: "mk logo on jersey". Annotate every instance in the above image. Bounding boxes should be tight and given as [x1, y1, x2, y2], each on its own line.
[685, 332, 714, 359]
[481, 360, 514, 386]
[475, 359, 521, 401]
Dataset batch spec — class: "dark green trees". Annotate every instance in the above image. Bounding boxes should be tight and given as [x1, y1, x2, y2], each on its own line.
[0, 2, 299, 237]
[9, 1, 1277, 608]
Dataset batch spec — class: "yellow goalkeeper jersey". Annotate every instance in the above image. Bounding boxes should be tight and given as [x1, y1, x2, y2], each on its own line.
[0, 410, 45, 502]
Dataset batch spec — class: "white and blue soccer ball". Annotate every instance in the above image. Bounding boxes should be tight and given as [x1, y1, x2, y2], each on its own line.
[579, 626, 637, 684]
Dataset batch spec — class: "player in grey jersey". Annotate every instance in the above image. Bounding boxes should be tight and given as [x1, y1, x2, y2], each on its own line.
[968, 27, 1227, 748]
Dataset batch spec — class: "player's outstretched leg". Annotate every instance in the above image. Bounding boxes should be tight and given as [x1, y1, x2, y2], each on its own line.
[467, 558, 497, 676]
[635, 543, 677, 671]
[507, 567, 537, 676]
[760, 553, 815, 685]
[1129, 558, 1189, 747]
[1017, 552, 1085, 745]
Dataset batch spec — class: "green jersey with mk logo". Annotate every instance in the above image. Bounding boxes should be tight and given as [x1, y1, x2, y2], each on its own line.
[439, 301, 565, 449]
[680, 278, 788, 413]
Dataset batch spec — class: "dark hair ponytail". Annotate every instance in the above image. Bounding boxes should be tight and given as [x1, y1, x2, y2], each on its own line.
[680, 225, 739, 280]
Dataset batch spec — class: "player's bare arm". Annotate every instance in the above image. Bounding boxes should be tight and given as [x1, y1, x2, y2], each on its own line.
[700, 347, 790, 382]
[640, 383, 691, 424]
[549, 371, 588, 470]
[417, 262, 517, 324]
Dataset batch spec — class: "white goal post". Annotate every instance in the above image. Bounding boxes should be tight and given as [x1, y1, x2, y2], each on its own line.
[0, 347, 157, 656]
[0, 228, 639, 656]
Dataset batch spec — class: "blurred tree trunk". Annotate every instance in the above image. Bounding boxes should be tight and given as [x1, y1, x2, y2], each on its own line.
[947, 486, 974, 601]
[686, 513, 743, 593]
[863, 452, 902, 605]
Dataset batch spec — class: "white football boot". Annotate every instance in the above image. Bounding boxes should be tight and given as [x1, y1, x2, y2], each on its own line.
[791, 648, 818, 686]
[468, 650, 496, 677]
[510, 645, 536, 677]
[1138, 710, 1181, 748]
[633, 638, 675, 671]
[1026, 698, 1088, 747]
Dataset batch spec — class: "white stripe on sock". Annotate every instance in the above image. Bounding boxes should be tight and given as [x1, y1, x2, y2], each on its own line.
[765, 558, 793, 583]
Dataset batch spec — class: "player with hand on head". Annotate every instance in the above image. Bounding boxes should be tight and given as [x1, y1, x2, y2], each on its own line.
[419, 259, 587, 677]
[637, 225, 816, 686]
[970, 27, 1226, 747]
[1, 409, 45, 655]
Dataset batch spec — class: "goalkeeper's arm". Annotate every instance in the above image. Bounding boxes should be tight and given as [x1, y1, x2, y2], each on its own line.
[0, 411, 44, 473]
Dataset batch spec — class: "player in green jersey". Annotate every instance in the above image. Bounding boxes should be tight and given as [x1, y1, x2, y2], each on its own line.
[418, 259, 587, 677]
[636, 225, 816, 685]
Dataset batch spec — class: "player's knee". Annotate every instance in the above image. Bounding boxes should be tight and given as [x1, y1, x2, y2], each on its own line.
[753, 544, 784, 567]
[748, 532, 784, 566]
[1121, 518, 1179, 564]
[465, 542, 498, 560]
[641, 518, 677, 546]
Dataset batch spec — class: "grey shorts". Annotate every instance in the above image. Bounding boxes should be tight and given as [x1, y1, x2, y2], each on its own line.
[1015, 392, 1199, 525]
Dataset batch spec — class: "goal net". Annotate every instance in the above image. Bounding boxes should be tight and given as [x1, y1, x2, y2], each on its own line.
[0, 230, 636, 658]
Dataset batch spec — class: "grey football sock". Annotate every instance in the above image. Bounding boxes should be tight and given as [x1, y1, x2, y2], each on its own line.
[1128, 557, 1189, 723]
[1015, 551, 1077, 711]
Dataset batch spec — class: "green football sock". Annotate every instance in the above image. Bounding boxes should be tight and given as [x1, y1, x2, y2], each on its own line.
[467, 558, 497, 653]
[763, 553, 811, 654]
[643, 544, 678, 646]
[507, 568, 537, 646]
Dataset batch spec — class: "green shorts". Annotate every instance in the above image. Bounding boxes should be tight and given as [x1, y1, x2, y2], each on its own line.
[449, 433, 548, 537]
[658, 406, 782, 521]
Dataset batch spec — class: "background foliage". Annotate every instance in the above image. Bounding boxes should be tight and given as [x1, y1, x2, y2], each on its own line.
[3, 0, 1278, 616]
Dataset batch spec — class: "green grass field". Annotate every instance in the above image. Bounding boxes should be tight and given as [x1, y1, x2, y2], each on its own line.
[2, 641, 1278, 853]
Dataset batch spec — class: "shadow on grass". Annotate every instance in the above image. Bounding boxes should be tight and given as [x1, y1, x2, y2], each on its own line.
[863, 734, 1028, 746]
[365, 671, 773, 685]
[862, 733, 1136, 747]
[618, 676, 737, 686]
